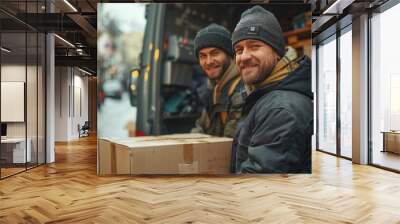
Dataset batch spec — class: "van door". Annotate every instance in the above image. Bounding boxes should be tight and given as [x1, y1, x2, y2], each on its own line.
[136, 4, 166, 136]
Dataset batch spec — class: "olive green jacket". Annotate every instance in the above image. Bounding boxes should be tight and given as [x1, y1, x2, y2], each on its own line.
[191, 62, 244, 137]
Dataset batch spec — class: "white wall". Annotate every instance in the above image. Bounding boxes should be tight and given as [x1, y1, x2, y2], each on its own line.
[1, 65, 41, 137]
[1, 64, 26, 81]
[71, 72, 89, 138]
[1, 65, 26, 139]
[55, 67, 89, 141]
[1, 63, 46, 164]
[55, 66, 68, 141]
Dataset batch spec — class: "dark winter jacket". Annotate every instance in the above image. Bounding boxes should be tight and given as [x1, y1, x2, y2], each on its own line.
[232, 55, 313, 173]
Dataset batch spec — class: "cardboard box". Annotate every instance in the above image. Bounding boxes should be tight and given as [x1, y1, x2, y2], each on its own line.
[98, 136, 164, 174]
[97, 138, 115, 175]
[97, 134, 232, 175]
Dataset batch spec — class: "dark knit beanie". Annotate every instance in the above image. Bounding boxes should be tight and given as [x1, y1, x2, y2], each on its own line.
[232, 5, 286, 57]
[194, 23, 234, 58]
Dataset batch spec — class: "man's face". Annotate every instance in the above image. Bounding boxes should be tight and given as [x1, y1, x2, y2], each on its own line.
[234, 39, 279, 85]
[198, 47, 230, 80]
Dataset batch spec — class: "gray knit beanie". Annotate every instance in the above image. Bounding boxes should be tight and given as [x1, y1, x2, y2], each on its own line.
[232, 5, 286, 57]
[194, 23, 234, 58]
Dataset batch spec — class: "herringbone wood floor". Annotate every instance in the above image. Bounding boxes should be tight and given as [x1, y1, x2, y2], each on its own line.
[1, 135, 400, 224]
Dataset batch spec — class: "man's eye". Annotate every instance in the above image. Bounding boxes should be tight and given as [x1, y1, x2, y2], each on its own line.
[235, 49, 243, 55]
[251, 45, 260, 50]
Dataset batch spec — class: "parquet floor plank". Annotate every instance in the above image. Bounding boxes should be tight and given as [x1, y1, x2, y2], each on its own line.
[1, 135, 400, 223]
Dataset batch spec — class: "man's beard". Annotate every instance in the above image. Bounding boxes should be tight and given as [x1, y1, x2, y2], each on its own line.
[209, 59, 230, 81]
[240, 57, 277, 85]
[252, 66, 274, 85]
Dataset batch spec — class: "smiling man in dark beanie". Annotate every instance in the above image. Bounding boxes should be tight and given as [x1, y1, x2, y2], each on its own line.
[191, 23, 244, 137]
[231, 6, 313, 173]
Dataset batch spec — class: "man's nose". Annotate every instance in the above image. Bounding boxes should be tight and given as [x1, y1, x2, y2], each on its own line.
[206, 55, 213, 65]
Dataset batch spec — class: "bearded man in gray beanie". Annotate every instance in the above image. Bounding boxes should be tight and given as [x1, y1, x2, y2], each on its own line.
[191, 23, 244, 137]
[231, 6, 313, 173]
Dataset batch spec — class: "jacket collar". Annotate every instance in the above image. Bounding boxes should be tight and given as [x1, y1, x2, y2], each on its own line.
[212, 61, 239, 105]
